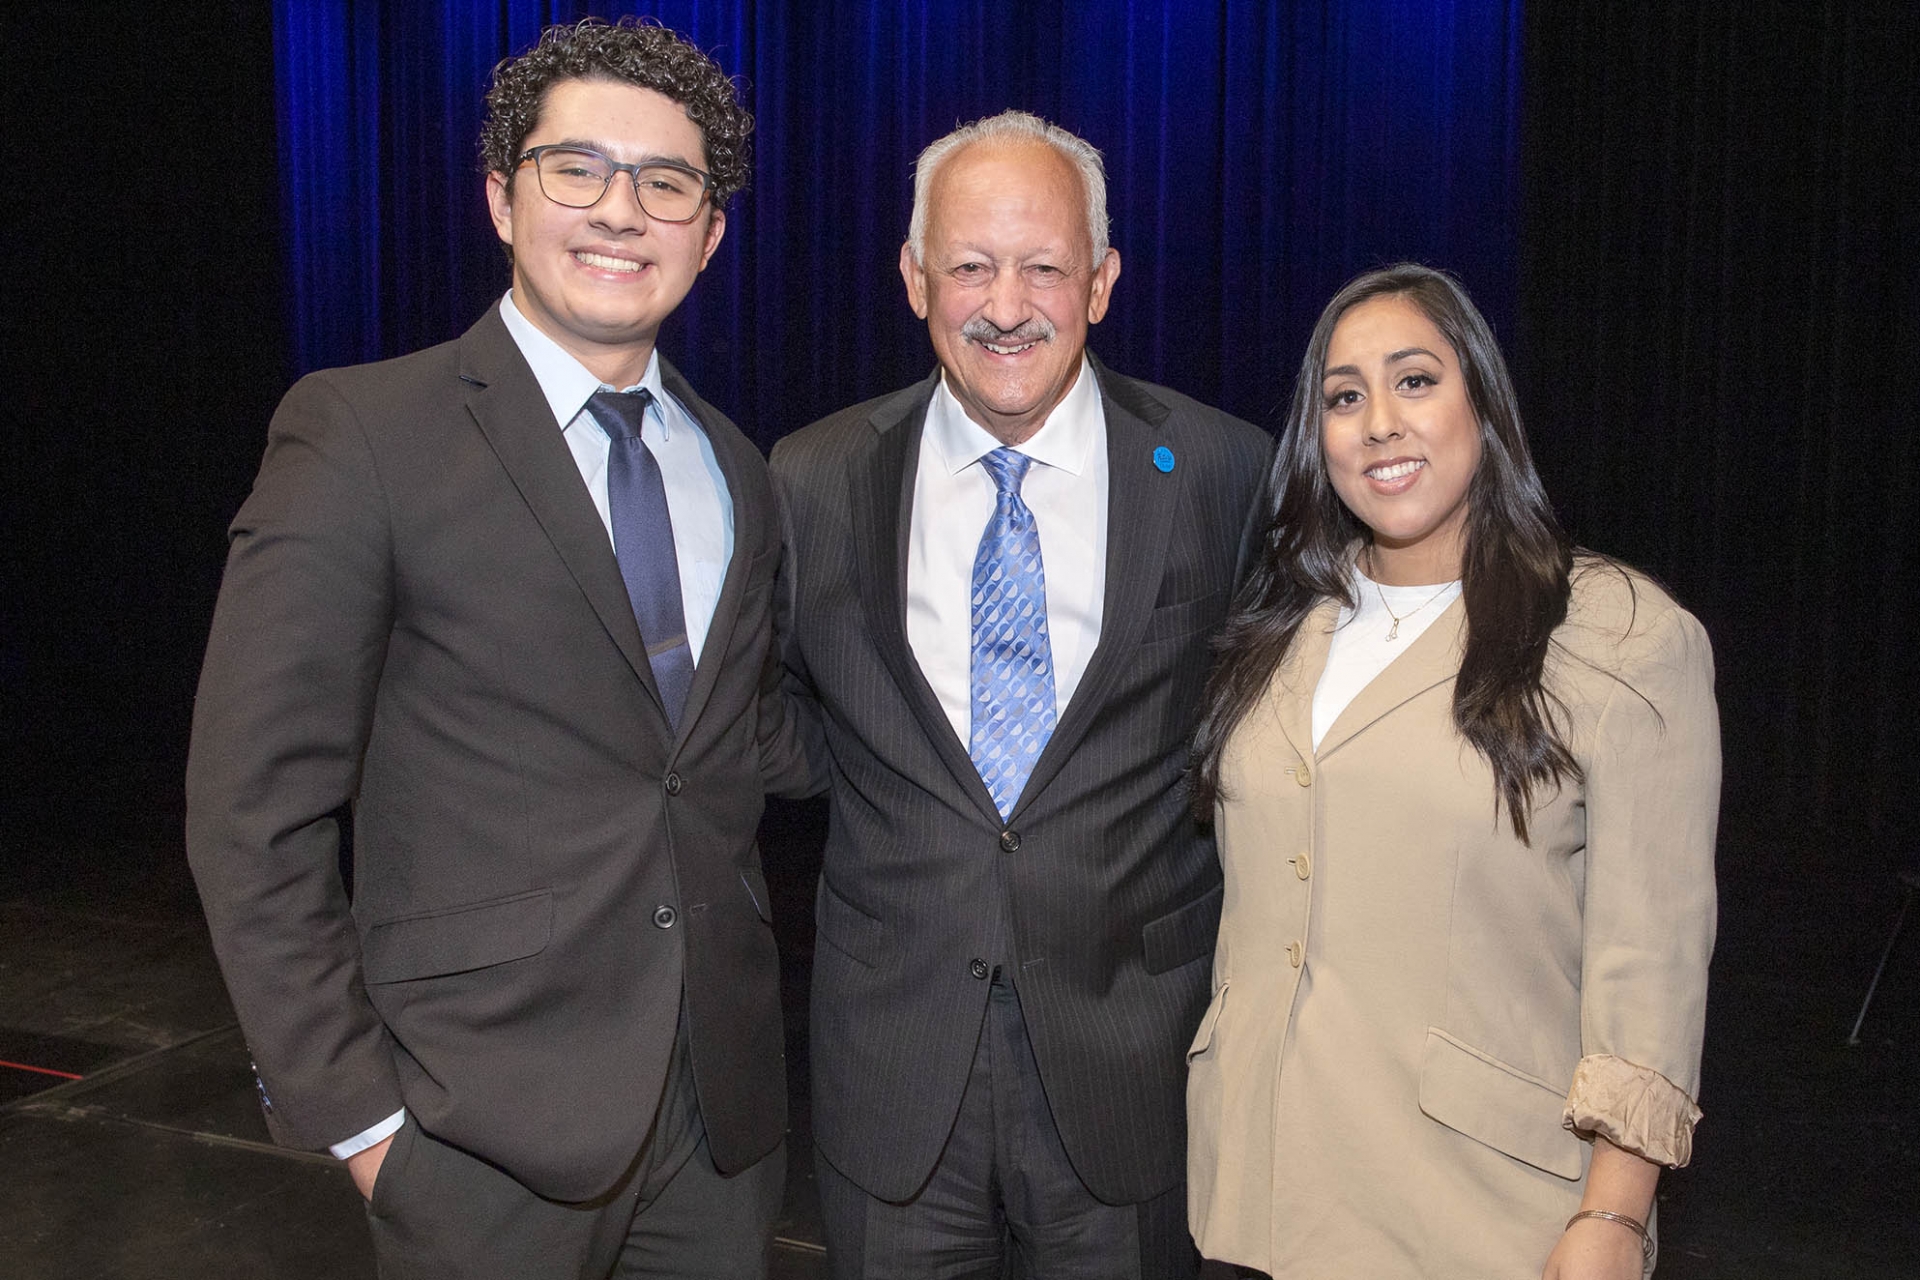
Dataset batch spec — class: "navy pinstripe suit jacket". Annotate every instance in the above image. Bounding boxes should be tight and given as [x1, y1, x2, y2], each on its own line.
[772, 357, 1272, 1204]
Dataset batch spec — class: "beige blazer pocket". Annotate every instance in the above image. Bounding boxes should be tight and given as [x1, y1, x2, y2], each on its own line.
[361, 889, 553, 983]
[1418, 1027, 1585, 1180]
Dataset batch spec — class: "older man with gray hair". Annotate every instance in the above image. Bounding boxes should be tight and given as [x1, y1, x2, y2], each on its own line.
[772, 110, 1272, 1278]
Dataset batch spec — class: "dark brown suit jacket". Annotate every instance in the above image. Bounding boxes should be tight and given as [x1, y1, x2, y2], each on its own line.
[186, 305, 806, 1202]
[772, 358, 1272, 1204]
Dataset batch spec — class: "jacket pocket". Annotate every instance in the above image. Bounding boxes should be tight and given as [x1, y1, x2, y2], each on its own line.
[361, 889, 553, 984]
[1186, 979, 1229, 1061]
[1142, 882, 1223, 975]
[816, 876, 885, 968]
[1139, 589, 1227, 645]
[1417, 1027, 1584, 1180]
[365, 1113, 420, 1219]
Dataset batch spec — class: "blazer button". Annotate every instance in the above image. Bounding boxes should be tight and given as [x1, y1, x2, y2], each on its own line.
[652, 904, 678, 929]
[999, 830, 1021, 853]
[1291, 851, 1312, 880]
[664, 772, 683, 796]
[1286, 940, 1303, 968]
[1294, 762, 1312, 787]
[969, 958, 990, 980]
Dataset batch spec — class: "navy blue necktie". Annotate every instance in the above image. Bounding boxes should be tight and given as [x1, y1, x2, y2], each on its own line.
[591, 389, 695, 730]
[969, 448, 1057, 819]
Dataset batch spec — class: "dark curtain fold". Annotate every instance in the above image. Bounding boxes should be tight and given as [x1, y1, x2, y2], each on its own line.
[1515, 0, 1920, 863]
[271, 0, 1523, 437]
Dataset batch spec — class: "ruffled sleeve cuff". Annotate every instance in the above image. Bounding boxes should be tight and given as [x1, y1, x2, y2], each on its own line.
[1561, 1053, 1702, 1168]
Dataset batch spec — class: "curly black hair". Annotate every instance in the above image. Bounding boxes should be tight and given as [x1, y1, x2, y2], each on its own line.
[481, 17, 752, 205]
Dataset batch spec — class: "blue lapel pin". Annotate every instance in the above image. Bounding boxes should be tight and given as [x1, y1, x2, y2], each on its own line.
[1153, 445, 1175, 474]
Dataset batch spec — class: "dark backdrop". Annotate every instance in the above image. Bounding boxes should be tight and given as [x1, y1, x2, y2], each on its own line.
[273, 0, 1524, 440]
[4, 6, 285, 863]
[1517, 1, 1920, 874]
[10, 1, 1913, 878]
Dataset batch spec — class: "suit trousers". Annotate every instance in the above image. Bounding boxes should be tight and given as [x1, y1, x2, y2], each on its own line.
[364, 1013, 784, 1280]
[816, 973, 1196, 1280]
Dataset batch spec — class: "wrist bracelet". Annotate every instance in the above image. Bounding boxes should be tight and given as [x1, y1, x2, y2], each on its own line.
[1566, 1209, 1654, 1265]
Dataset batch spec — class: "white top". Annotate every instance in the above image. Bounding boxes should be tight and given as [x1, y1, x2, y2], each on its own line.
[500, 290, 734, 663]
[1310, 565, 1462, 750]
[906, 358, 1110, 745]
[329, 295, 735, 1161]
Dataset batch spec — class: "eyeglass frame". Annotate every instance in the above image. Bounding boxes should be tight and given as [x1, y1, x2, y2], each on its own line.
[514, 145, 716, 223]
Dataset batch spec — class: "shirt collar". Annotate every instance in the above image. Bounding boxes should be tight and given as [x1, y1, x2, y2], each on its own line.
[923, 356, 1100, 477]
[498, 291, 670, 437]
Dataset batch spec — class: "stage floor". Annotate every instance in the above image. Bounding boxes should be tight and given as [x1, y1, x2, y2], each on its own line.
[3, 798, 1914, 1278]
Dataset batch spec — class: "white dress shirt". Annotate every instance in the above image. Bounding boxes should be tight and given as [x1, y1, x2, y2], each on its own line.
[330, 295, 734, 1160]
[906, 358, 1109, 746]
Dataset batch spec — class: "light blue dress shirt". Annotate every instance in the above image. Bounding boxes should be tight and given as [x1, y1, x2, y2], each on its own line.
[502, 290, 735, 661]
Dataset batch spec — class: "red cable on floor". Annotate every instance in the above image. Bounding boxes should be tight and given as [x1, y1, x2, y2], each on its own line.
[0, 1059, 83, 1080]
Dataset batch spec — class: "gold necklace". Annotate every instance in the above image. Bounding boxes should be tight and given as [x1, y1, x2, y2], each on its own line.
[1366, 549, 1456, 641]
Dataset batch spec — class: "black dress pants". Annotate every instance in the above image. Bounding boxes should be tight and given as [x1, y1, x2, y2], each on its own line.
[365, 1018, 783, 1280]
[817, 973, 1196, 1280]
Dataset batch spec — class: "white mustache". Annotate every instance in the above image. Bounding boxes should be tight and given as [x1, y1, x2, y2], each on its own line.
[961, 317, 1056, 346]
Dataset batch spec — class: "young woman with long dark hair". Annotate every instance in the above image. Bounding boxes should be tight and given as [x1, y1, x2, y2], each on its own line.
[1184, 265, 1719, 1280]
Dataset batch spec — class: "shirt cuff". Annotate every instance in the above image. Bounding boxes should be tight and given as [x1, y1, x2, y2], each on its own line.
[330, 1107, 406, 1160]
[1561, 1053, 1702, 1168]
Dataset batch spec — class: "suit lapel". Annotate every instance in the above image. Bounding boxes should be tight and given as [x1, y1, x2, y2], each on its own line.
[1268, 599, 1340, 764]
[849, 375, 1005, 825]
[660, 359, 750, 749]
[456, 309, 668, 726]
[1008, 359, 1180, 816]
[1315, 594, 1465, 760]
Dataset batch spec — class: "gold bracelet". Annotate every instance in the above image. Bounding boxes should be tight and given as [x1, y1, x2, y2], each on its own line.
[1566, 1209, 1654, 1265]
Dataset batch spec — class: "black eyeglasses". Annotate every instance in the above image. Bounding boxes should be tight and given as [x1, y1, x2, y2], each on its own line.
[516, 146, 714, 223]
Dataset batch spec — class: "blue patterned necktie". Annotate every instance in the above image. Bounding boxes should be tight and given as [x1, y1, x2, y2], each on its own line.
[969, 447, 1057, 819]
[591, 389, 695, 730]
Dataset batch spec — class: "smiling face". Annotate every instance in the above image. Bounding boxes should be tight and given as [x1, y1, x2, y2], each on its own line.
[1320, 294, 1485, 585]
[900, 138, 1120, 446]
[486, 78, 724, 387]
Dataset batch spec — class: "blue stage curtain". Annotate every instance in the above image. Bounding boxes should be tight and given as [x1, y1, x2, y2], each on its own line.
[273, 1, 1521, 444]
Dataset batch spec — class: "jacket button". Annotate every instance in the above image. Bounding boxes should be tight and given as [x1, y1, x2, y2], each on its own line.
[999, 830, 1021, 853]
[1291, 851, 1311, 880]
[664, 772, 683, 796]
[1286, 940, 1303, 968]
[1294, 762, 1312, 787]
[969, 958, 990, 980]
[652, 904, 678, 929]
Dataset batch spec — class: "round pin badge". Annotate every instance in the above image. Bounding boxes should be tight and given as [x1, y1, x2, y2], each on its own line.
[1153, 446, 1176, 473]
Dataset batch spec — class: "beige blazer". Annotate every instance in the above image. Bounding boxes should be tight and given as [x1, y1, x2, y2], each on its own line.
[1187, 562, 1719, 1278]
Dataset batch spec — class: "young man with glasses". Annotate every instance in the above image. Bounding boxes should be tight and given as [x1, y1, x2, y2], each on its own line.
[187, 19, 809, 1278]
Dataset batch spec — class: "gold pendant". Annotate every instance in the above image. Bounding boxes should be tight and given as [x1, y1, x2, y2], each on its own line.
[1386, 619, 1400, 640]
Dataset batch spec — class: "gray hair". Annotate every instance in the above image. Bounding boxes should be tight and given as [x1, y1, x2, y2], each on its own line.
[905, 110, 1110, 265]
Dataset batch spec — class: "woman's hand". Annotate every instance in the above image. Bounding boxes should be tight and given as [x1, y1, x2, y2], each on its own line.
[1541, 1136, 1659, 1280]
